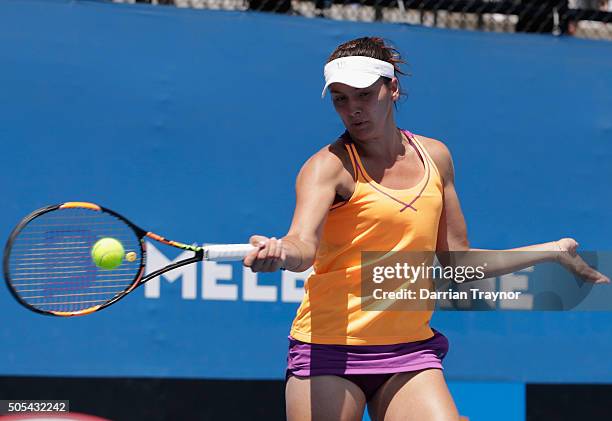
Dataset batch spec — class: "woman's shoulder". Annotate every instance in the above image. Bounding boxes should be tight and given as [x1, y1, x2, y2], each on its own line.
[299, 137, 354, 182]
[412, 134, 453, 184]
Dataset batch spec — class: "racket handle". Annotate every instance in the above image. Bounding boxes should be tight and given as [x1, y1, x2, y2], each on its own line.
[202, 244, 257, 261]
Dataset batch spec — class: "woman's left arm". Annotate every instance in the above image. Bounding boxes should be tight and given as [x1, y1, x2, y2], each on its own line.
[420, 135, 610, 284]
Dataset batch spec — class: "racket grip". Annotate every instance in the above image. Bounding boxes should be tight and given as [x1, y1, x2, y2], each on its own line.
[202, 244, 257, 261]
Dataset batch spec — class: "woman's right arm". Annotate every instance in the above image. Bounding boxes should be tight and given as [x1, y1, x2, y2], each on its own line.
[243, 146, 347, 273]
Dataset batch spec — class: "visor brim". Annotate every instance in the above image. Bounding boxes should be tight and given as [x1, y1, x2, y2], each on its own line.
[321, 73, 381, 98]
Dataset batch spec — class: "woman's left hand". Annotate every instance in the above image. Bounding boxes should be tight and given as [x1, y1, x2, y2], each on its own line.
[555, 238, 610, 284]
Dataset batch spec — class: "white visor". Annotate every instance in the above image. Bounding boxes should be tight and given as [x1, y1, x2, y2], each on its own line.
[321, 56, 395, 98]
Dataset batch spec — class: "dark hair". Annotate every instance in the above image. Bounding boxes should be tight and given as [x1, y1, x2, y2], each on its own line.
[326, 37, 409, 106]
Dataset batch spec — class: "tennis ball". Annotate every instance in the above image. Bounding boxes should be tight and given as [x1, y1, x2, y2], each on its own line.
[91, 238, 125, 270]
[125, 251, 137, 262]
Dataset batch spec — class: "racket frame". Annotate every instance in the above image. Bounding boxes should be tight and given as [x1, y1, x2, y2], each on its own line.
[3, 202, 214, 317]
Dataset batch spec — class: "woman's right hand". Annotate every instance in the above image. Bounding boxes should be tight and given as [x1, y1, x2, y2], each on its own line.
[243, 235, 286, 272]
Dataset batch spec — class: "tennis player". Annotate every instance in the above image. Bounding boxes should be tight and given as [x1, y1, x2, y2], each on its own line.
[243, 37, 609, 421]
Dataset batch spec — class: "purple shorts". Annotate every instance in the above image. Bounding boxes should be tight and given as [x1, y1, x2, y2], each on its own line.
[285, 328, 449, 401]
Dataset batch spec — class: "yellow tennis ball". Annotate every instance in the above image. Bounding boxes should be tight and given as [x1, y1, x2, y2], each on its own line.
[91, 238, 125, 270]
[125, 251, 137, 262]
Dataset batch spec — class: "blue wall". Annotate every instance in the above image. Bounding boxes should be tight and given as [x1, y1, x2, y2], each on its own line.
[1, 1, 611, 411]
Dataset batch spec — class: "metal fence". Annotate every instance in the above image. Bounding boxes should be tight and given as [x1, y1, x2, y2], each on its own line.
[113, 0, 612, 41]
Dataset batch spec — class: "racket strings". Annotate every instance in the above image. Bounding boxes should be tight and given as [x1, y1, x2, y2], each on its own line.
[7, 208, 143, 313]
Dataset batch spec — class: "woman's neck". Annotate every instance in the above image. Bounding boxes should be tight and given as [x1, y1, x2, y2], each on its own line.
[353, 124, 408, 165]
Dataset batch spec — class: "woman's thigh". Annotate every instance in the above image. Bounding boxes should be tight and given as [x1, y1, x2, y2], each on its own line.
[286, 374, 367, 421]
[367, 368, 459, 421]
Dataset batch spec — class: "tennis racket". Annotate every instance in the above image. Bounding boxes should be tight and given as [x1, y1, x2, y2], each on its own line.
[3, 201, 255, 317]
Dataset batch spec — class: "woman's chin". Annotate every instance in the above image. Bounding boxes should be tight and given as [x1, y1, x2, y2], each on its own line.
[348, 123, 376, 140]
[349, 130, 380, 143]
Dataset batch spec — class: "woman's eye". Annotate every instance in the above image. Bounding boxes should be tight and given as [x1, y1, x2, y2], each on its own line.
[333, 97, 345, 103]
[359, 92, 369, 97]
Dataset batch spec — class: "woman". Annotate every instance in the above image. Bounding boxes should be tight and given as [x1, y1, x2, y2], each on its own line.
[243, 37, 609, 421]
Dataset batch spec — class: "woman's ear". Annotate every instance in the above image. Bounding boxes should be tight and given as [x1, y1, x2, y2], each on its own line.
[390, 77, 400, 102]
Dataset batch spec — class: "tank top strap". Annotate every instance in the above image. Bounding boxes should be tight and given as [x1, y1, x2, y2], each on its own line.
[343, 140, 359, 182]
[346, 142, 369, 183]
[401, 130, 442, 180]
[328, 140, 360, 211]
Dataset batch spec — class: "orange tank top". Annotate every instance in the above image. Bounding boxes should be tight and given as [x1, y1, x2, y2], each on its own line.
[289, 129, 444, 345]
